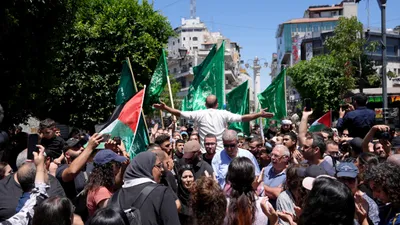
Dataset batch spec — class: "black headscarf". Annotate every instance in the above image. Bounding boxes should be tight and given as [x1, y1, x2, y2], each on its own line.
[177, 164, 195, 212]
[124, 151, 156, 180]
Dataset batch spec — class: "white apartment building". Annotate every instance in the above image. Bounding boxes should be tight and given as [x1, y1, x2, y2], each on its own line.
[167, 17, 245, 101]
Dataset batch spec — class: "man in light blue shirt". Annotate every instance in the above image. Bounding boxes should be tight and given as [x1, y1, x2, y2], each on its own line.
[212, 130, 260, 188]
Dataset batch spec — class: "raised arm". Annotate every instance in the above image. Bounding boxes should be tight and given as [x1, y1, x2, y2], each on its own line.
[61, 133, 102, 182]
[361, 125, 390, 153]
[299, 108, 313, 146]
[242, 108, 274, 122]
[153, 102, 181, 117]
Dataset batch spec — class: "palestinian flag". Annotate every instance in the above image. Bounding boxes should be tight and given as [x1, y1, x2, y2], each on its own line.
[100, 88, 146, 158]
[308, 111, 331, 132]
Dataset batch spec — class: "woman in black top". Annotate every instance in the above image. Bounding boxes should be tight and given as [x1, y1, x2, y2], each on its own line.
[177, 165, 195, 225]
[109, 151, 180, 225]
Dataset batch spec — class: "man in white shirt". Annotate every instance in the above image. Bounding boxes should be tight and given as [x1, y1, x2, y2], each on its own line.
[153, 95, 273, 151]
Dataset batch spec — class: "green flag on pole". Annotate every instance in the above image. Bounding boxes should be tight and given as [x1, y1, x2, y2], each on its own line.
[116, 61, 135, 106]
[144, 49, 168, 113]
[184, 41, 225, 111]
[182, 44, 218, 111]
[113, 61, 149, 157]
[258, 69, 287, 123]
[226, 80, 250, 135]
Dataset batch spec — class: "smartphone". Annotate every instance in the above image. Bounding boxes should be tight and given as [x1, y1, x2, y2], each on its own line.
[102, 134, 111, 142]
[27, 134, 39, 160]
[304, 98, 311, 111]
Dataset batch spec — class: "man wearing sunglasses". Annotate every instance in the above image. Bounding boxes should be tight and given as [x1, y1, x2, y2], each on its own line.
[212, 130, 260, 188]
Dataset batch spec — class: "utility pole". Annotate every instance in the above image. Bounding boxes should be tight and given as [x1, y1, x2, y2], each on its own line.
[377, 0, 388, 123]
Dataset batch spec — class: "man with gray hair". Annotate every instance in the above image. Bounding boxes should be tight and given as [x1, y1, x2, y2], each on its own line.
[0, 146, 65, 221]
[211, 129, 260, 188]
[154, 95, 274, 151]
[262, 145, 290, 208]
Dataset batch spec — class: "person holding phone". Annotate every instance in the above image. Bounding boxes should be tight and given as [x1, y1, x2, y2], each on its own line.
[337, 93, 375, 139]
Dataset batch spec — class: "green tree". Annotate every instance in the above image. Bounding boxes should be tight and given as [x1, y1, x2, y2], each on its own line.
[39, 0, 175, 129]
[0, 0, 79, 128]
[325, 16, 379, 93]
[287, 55, 355, 115]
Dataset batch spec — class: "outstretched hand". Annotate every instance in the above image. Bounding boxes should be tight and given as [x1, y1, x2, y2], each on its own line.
[302, 107, 313, 118]
[260, 108, 274, 118]
[153, 102, 166, 110]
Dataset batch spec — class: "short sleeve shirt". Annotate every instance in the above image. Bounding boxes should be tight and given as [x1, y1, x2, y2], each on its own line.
[87, 187, 112, 216]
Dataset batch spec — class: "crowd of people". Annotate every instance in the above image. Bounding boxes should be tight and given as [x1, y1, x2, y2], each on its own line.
[0, 93, 399, 225]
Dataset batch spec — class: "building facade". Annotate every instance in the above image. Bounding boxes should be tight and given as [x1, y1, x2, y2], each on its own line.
[167, 17, 245, 102]
[274, 0, 359, 115]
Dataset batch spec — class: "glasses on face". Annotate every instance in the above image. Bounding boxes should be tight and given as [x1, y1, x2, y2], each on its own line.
[154, 162, 164, 171]
[223, 144, 236, 149]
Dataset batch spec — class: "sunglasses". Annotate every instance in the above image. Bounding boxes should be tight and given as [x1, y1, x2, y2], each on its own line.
[223, 144, 236, 148]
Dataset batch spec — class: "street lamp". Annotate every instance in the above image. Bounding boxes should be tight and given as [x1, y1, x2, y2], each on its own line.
[244, 56, 269, 112]
[178, 47, 188, 59]
[377, 0, 388, 123]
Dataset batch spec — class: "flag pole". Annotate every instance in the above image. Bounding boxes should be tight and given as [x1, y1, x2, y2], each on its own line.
[126, 57, 150, 139]
[166, 74, 177, 121]
[160, 110, 165, 129]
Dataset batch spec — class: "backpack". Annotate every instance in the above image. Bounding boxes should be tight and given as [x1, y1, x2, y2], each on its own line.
[72, 171, 89, 222]
[108, 183, 158, 225]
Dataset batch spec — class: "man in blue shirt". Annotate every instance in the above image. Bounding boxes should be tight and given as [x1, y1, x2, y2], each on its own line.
[212, 130, 260, 188]
[337, 93, 375, 139]
[262, 145, 289, 208]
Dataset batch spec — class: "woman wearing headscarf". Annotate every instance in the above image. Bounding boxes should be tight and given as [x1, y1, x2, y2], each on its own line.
[108, 151, 180, 225]
[177, 165, 195, 225]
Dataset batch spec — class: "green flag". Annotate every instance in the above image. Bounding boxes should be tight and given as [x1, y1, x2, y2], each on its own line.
[184, 41, 225, 111]
[113, 61, 149, 157]
[144, 49, 168, 113]
[116, 61, 135, 106]
[226, 80, 250, 135]
[182, 44, 217, 111]
[258, 69, 287, 123]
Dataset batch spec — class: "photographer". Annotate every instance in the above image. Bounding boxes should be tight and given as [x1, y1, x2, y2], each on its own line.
[361, 125, 391, 161]
[337, 93, 375, 139]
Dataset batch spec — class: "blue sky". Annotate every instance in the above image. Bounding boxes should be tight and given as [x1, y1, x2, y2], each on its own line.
[153, 0, 400, 90]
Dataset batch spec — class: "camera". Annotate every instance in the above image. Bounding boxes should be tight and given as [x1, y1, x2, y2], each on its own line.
[376, 130, 391, 140]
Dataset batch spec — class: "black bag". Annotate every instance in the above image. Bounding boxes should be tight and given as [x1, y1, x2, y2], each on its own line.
[72, 172, 89, 222]
[108, 183, 158, 225]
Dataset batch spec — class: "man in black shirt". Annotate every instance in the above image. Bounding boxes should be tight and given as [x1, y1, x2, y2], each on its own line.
[202, 134, 217, 165]
[39, 118, 65, 163]
[183, 140, 213, 179]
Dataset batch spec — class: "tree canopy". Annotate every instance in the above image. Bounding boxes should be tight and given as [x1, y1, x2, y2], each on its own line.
[1, 0, 175, 130]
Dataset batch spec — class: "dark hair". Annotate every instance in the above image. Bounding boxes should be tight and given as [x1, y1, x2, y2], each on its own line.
[249, 137, 263, 144]
[284, 164, 307, 206]
[357, 152, 379, 167]
[321, 127, 334, 139]
[299, 177, 355, 225]
[176, 139, 185, 144]
[191, 177, 227, 225]
[353, 93, 368, 106]
[284, 131, 298, 143]
[373, 142, 382, 151]
[204, 133, 217, 140]
[226, 157, 256, 225]
[0, 162, 9, 179]
[154, 134, 170, 145]
[85, 162, 116, 193]
[325, 139, 338, 147]
[87, 207, 129, 225]
[309, 133, 326, 158]
[32, 196, 74, 225]
[365, 162, 400, 205]
[147, 143, 160, 151]
[39, 118, 56, 131]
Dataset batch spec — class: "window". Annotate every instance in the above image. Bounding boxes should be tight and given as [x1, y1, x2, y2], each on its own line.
[183, 37, 186, 41]
[173, 41, 175, 45]
[178, 39, 180, 43]
[193, 37, 198, 41]
[193, 46, 198, 50]
[189, 37, 191, 40]
[173, 68, 177, 73]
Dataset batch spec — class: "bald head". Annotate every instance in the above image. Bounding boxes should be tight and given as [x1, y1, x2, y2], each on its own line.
[205, 95, 218, 109]
[222, 130, 238, 142]
[387, 154, 400, 167]
[17, 162, 36, 192]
